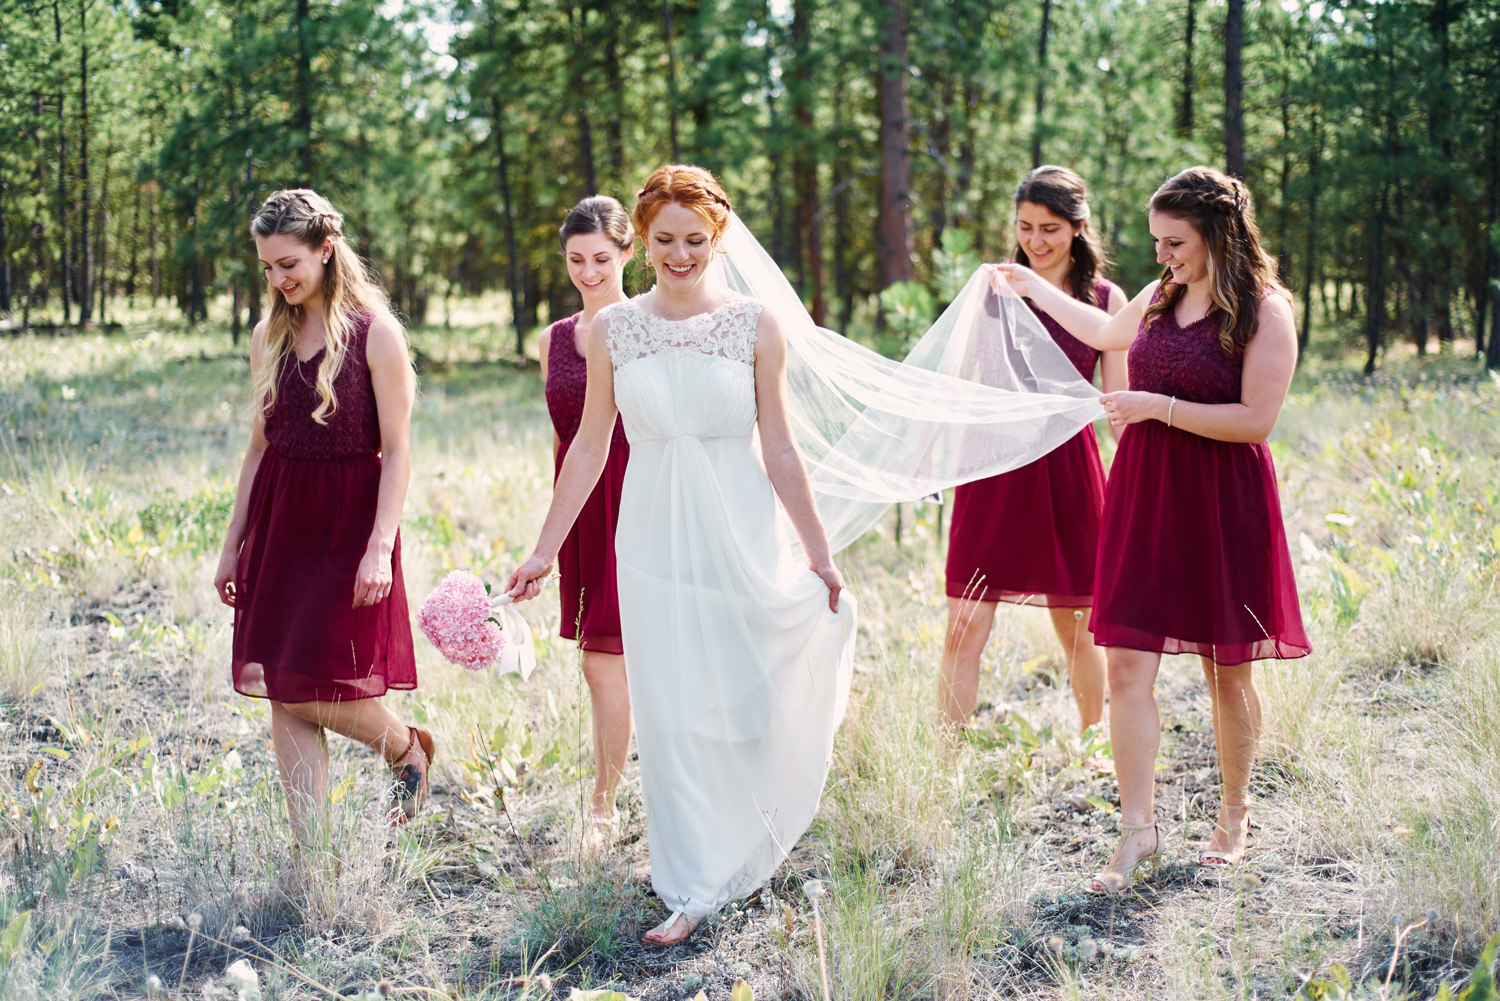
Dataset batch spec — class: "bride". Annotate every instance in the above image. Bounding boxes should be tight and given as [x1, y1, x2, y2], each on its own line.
[505, 165, 856, 947]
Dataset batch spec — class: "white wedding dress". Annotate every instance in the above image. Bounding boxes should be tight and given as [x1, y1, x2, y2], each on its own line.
[598, 294, 857, 919]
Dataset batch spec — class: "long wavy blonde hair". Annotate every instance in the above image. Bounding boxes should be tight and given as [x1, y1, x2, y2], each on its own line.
[1142, 167, 1285, 355]
[250, 189, 390, 423]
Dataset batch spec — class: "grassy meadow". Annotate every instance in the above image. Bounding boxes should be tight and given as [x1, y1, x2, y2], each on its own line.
[0, 314, 1497, 1000]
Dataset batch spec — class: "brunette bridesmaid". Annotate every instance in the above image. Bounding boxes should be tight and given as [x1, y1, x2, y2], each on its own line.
[537, 196, 635, 830]
[214, 189, 428, 850]
[941, 166, 1127, 737]
[995, 166, 1309, 891]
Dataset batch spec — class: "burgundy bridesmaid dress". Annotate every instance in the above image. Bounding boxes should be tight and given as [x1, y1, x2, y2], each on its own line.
[945, 279, 1112, 607]
[1090, 290, 1310, 664]
[232, 313, 418, 702]
[545, 313, 629, 654]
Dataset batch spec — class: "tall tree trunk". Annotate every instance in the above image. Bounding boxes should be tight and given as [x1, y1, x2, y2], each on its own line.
[762, 9, 786, 267]
[1224, 0, 1245, 178]
[1276, 72, 1291, 283]
[1179, 0, 1195, 137]
[149, 179, 160, 304]
[188, 178, 207, 323]
[832, 80, 854, 333]
[295, 0, 314, 184]
[1486, 100, 1500, 367]
[790, 0, 824, 323]
[0, 172, 10, 316]
[491, 96, 524, 359]
[877, 0, 913, 295]
[28, 90, 46, 328]
[1032, 0, 1051, 168]
[1299, 110, 1321, 354]
[1428, 0, 1454, 346]
[1479, 101, 1497, 357]
[77, 0, 92, 325]
[1365, 31, 1397, 375]
[570, 3, 597, 197]
[127, 165, 140, 307]
[603, 20, 626, 188]
[54, 0, 71, 325]
[96, 131, 110, 324]
[245, 147, 260, 333]
[662, 0, 681, 160]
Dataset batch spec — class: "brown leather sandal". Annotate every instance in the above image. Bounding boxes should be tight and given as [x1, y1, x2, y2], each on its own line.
[387, 725, 435, 825]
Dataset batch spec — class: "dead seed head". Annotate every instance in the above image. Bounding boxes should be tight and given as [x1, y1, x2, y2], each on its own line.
[1046, 936, 1065, 954]
[378, 980, 392, 997]
[802, 878, 826, 902]
[1238, 873, 1264, 889]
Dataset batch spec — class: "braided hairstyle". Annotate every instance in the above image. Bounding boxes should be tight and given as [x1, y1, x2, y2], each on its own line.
[1012, 165, 1109, 306]
[1142, 167, 1284, 355]
[632, 164, 734, 242]
[249, 189, 392, 423]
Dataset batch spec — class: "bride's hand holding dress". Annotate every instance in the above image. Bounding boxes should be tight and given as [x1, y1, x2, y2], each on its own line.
[746, 306, 845, 613]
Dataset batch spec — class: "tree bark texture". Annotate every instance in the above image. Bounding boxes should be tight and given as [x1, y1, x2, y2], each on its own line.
[295, 0, 314, 184]
[1179, 0, 1195, 137]
[877, 0, 913, 291]
[1224, 0, 1245, 178]
[78, 0, 92, 324]
[1032, 0, 1052, 168]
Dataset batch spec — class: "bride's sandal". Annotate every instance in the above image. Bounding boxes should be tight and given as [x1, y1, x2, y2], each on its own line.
[387, 726, 435, 826]
[1199, 802, 1251, 866]
[1086, 822, 1162, 895]
[642, 909, 700, 947]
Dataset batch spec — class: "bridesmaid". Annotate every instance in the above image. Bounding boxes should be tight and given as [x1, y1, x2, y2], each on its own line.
[996, 166, 1309, 890]
[214, 189, 429, 851]
[940, 166, 1127, 737]
[537, 196, 635, 829]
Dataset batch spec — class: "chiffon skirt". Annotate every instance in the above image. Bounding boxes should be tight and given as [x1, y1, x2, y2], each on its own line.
[1090, 422, 1310, 664]
[555, 436, 628, 654]
[945, 425, 1105, 607]
[232, 447, 417, 702]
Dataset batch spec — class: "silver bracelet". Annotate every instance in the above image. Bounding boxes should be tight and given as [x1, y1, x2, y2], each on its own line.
[1166, 396, 1176, 428]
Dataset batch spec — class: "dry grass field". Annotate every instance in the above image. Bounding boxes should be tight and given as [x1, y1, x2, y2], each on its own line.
[0, 318, 1496, 999]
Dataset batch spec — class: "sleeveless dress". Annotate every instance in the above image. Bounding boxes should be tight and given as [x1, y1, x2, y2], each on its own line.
[232, 314, 418, 702]
[945, 280, 1111, 606]
[545, 312, 629, 654]
[1090, 291, 1310, 664]
[600, 295, 856, 919]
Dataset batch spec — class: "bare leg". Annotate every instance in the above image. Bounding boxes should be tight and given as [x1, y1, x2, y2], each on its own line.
[939, 597, 999, 728]
[1047, 606, 1107, 733]
[280, 697, 430, 822]
[1092, 647, 1163, 886]
[270, 701, 330, 846]
[581, 649, 632, 820]
[280, 697, 414, 761]
[1200, 656, 1261, 860]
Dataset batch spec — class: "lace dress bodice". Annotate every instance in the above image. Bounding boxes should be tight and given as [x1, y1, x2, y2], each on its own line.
[600, 296, 764, 444]
[545, 312, 629, 450]
[1128, 289, 1247, 405]
[264, 313, 382, 460]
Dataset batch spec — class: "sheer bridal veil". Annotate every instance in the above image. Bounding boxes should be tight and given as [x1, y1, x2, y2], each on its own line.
[715, 212, 1106, 552]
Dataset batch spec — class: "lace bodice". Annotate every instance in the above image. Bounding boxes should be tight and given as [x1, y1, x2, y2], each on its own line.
[1029, 279, 1111, 382]
[545, 312, 629, 450]
[264, 313, 382, 460]
[600, 296, 763, 370]
[1128, 287, 1287, 405]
